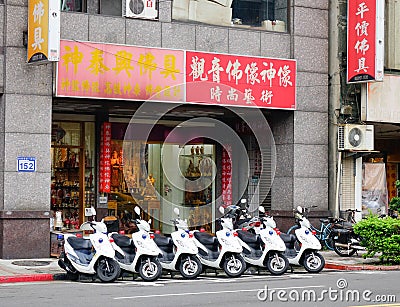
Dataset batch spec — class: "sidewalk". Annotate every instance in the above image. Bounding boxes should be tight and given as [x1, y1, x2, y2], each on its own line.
[0, 251, 399, 284]
[322, 250, 400, 271]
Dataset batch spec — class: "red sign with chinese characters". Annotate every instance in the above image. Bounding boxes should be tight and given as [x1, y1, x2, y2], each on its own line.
[222, 145, 232, 207]
[186, 51, 296, 109]
[56, 40, 185, 102]
[56, 40, 297, 110]
[99, 122, 111, 193]
[347, 0, 384, 83]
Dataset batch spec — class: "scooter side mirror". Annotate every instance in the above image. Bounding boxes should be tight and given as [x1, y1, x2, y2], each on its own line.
[218, 206, 225, 215]
[240, 199, 247, 204]
[173, 207, 180, 216]
[296, 206, 303, 214]
[134, 206, 141, 216]
[148, 219, 152, 225]
[259, 206, 265, 214]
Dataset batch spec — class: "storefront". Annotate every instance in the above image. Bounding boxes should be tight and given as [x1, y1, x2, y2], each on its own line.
[49, 39, 296, 245]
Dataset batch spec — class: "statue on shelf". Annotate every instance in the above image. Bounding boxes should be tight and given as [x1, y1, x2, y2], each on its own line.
[111, 150, 123, 191]
[141, 175, 157, 199]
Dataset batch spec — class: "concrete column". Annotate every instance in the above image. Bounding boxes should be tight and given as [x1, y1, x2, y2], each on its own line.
[0, 4, 53, 259]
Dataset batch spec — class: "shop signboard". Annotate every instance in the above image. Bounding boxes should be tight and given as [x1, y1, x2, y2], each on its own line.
[185, 51, 296, 109]
[56, 40, 296, 110]
[347, 0, 384, 83]
[27, 0, 60, 64]
[56, 40, 185, 102]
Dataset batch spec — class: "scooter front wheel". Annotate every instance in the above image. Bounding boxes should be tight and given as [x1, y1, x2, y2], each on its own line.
[179, 255, 202, 279]
[139, 257, 162, 282]
[96, 258, 121, 282]
[303, 252, 325, 273]
[223, 254, 246, 278]
[266, 253, 289, 276]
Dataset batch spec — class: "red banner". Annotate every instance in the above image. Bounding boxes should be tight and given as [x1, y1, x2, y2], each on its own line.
[99, 122, 111, 193]
[222, 145, 232, 207]
[347, 0, 384, 83]
[186, 51, 296, 109]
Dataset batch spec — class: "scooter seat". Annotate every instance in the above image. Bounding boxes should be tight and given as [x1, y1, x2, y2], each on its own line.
[153, 233, 173, 247]
[111, 233, 132, 247]
[280, 233, 297, 244]
[237, 230, 260, 244]
[67, 236, 93, 250]
[319, 218, 329, 223]
[194, 231, 218, 245]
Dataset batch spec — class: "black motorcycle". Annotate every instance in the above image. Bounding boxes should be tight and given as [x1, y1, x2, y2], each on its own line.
[330, 209, 365, 257]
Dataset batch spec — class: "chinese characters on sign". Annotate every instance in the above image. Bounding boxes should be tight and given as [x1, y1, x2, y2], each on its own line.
[186, 51, 296, 109]
[222, 146, 232, 206]
[99, 122, 112, 193]
[56, 40, 297, 110]
[27, 0, 60, 64]
[56, 40, 185, 102]
[347, 0, 384, 83]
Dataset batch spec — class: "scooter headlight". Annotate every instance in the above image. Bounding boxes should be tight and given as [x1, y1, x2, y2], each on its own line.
[57, 234, 64, 240]
[269, 230, 274, 235]
[226, 232, 231, 237]
[181, 233, 186, 238]
[305, 230, 310, 235]
[99, 238, 103, 243]
[142, 234, 147, 240]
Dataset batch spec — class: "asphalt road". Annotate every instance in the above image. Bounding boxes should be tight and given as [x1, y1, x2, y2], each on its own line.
[0, 270, 399, 307]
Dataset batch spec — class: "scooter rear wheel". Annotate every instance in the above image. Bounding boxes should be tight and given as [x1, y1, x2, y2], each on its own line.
[223, 254, 246, 278]
[303, 252, 325, 273]
[266, 253, 289, 275]
[96, 258, 121, 282]
[139, 257, 162, 282]
[179, 255, 202, 279]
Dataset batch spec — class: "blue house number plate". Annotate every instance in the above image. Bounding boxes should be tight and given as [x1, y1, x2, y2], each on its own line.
[17, 157, 36, 172]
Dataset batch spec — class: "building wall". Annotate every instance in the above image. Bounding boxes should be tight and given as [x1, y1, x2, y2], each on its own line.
[0, 0, 329, 257]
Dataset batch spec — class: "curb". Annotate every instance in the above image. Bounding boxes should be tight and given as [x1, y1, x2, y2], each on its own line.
[0, 273, 67, 284]
[0, 274, 55, 284]
[325, 262, 400, 271]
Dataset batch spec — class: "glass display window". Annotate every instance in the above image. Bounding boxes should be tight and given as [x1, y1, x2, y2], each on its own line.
[51, 120, 95, 231]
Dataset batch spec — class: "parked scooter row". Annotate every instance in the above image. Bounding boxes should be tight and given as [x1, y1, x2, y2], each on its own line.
[58, 202, 325, 282]
[229, 201, 325, 273]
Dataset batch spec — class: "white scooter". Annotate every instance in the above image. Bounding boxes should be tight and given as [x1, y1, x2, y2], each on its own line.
[153, 207, 202, 279]
[236, 206, 289, 275]
[109, 206, 163, 281]
[57, 207, 121, 282]
[280, 206, 325, 273]
[192, 207, 246, 277]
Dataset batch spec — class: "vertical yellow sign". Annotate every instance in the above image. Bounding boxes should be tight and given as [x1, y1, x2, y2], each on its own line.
[27, 0, 60, 64]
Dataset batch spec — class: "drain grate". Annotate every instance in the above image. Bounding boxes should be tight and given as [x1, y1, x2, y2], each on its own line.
[11, 260, 51, 267]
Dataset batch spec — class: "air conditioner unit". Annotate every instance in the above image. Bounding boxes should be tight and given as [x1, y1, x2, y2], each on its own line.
[338, 124, 374, 151]
[123, 0, 158, 20]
